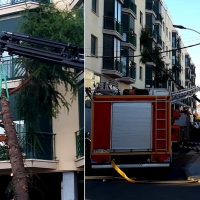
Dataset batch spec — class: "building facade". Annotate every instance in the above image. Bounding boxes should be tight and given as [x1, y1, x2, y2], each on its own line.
[85, 0, 196, 112]
[0, 0, 84, 199]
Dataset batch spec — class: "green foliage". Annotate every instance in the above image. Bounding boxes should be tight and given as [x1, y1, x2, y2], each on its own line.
[14, 2, 84, 131]
[20, 2, 84, 46]
[140, 27, 153, 47]
[140, 27, 169, 86]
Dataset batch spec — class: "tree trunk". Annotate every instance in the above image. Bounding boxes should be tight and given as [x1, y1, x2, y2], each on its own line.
[0, 92, 29, 200]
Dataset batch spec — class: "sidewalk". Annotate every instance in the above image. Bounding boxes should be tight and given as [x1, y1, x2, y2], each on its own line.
[184, 154, 200, 181]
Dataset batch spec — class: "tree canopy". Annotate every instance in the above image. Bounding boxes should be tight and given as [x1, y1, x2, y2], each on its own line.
[14, 2, 84, 131]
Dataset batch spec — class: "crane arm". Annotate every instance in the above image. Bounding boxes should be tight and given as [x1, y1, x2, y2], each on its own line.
[0, 31, 84, 70]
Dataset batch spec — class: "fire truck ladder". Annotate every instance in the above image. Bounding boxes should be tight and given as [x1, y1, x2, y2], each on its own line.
[171, 86, 200, 104]
[155, 95, 168, 152]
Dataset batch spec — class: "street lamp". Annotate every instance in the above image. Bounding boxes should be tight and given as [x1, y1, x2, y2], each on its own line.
[173, 25, 200, 35]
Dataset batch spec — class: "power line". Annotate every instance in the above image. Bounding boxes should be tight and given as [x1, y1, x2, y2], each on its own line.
[85, 42, 200, 59]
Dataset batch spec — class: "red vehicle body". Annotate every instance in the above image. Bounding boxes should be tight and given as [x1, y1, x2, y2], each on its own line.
[91, 89, 172, 169]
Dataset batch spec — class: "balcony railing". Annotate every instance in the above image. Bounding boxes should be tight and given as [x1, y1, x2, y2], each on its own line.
[123, 66, 135, 78]
[0, 132, 56, 161]
[146, 1, 156, 13]
[148, 28, 157, 41]
[123, 32, 137, 48]
[191, 71, 196, 77]
[1, 57, 23, 80]
[157, 35, 162, 47]
[103, 58, 122, 73]
[0, 0, 46, 7]
[123, 0, 137, 15]
[75, 128, 84, 158]
[156, 13, 163, 23]
[185, 75, 191, 80]
[104, 16, 123, 35]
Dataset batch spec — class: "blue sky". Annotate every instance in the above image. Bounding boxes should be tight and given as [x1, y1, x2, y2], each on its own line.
[164, 0, 200, 99]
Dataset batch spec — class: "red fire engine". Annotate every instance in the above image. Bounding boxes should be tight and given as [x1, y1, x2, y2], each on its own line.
[87, 84, 200, 169]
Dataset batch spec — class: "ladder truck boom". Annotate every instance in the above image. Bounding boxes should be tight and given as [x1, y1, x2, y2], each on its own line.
[170, 86, 200, 104]
[0, 31, 84, 70]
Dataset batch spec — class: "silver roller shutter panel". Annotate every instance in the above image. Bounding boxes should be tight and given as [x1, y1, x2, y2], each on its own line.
[111, 102, 152, 151]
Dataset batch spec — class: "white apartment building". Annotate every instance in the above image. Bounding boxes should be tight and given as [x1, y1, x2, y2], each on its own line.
[0, 0, 84, 199]
[85, 0, 196, 111]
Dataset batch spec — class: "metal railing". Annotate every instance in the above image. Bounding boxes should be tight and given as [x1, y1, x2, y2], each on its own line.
[103, 58, 122, 73]
[75, 128, 84, 158]
[0, 132, 56, 161]
[123, 0, 137, 15]
[1, 57, 23, 80]
[123, 32, 137, 48]
[0, 0, 41, 7]
[157, 35, 162, 47]
[124, 66, 135, 78]
[104, 16, 123, 35]
[156, 13, 163, 23]
[146, 1, 156, 13]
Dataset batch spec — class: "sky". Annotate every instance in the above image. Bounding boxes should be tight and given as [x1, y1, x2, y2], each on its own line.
[164, 0, 200, 99]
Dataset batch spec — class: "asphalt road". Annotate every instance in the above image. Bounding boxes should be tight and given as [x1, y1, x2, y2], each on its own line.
[85, 145, 200, 200]
[85, 180, 200, 200]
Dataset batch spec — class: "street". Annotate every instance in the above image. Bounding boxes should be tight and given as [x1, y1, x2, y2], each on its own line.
[86, 181, 200, 200]
[85, 144, 200, 200]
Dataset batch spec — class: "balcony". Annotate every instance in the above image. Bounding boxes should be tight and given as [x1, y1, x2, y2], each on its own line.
[149, 29, 157, 42]
[156, 13, 163, 24]
[102, 59, 123, 78]
[122, 31, 137, 50]
[157, 35, 162, 48]
[1, 58, 22, 80]
[0, 0, 47, 8]
[146, 1, 156, 15]
[0, 132, 57, 169]
[191, 71, 196, 77]
[122, 0, 137, 18]
[185, 64, 190, 69]
[103, 16, 123, 38]
[75, 128, 84, 168]
[0, 132, 56, 160]
[119, 66, 135, 84]
[185, 75, 191, 82]
[75, 128, 84, 158]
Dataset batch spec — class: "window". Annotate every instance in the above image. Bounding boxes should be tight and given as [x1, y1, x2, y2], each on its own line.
[172, 55, 175, 65]
[114, 37, 121, 61]
[172, 36, 176, 47]
[163, 22, 165, 32]
[140, 11, 143, 25]
[169, 32, 171, 41]
[139, 66, 142, 80]
[185, 57, 189, 66]
[166, 46, 168, 56]
[166, 27, 168, 37]
[169, 51, 171, 59]
[115, 0, 122, 23]
[91, 35, 97, 55]
[92, 0, 97, 13]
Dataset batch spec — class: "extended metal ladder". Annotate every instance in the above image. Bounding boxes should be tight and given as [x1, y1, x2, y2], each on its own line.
[155, 96, 168, 152]
[171, 86, 200, 104]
